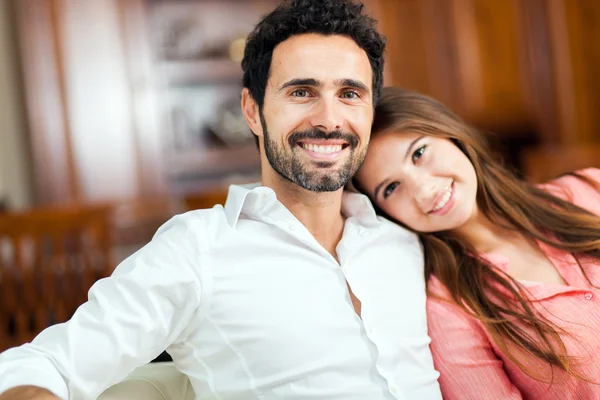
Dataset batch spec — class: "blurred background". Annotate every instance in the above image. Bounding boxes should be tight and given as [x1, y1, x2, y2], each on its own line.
[0, 0, 599, 352]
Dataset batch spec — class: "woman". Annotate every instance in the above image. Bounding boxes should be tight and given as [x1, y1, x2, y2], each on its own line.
[353, 87, 600, 399]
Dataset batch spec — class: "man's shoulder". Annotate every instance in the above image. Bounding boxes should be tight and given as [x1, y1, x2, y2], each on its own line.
[153, 206, 229, 246]
[357, 216, 423, 264]
[177, 206, 228, 228]
[372, 215, 420, 243]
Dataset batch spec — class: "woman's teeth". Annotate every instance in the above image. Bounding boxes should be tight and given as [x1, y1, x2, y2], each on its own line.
[431, 183, 453, 212]
[301, 143, 342, 153]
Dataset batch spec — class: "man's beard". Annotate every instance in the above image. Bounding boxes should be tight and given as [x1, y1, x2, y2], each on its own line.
[260, 111, 367, 192]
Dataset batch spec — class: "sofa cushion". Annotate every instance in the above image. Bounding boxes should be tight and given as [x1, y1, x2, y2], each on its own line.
[98, 362, 194, 400]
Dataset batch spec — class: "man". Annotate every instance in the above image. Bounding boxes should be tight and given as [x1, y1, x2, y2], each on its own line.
[0, 1, 441, 399]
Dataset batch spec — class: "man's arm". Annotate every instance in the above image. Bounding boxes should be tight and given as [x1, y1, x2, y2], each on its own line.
[0, 215, 204, 399]
[0, 386, 58, 400]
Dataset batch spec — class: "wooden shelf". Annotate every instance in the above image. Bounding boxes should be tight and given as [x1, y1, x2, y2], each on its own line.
[166, 143, 260, 178]
[166, 143, 261, 195]
[159, 59, 243, 86]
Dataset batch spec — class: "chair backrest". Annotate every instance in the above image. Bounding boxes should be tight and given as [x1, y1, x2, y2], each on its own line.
[112, 197, 176, 247]
[0, 204, 113, 351]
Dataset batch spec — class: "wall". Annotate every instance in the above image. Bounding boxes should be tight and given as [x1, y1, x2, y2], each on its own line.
[0, 0, 32, 209]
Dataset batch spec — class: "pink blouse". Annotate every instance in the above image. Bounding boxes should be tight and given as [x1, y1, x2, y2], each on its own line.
[427, 168, 600, 399]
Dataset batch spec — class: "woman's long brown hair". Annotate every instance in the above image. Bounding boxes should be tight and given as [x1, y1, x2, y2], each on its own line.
[355, 87, 600, 381]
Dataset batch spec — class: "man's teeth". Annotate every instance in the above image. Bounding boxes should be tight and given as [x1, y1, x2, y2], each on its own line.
[301, 143, 343, 153]
[432, 183, 453, 212]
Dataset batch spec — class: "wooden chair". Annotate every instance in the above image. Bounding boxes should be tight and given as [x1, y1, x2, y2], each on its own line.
[111, 197, 177, 248]
[0, 204, 113, 351]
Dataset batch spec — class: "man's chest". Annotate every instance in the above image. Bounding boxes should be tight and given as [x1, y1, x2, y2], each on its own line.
[171, 219, 422, 398]
[181, 247, 380, 390]
[195, 237, 415, 361]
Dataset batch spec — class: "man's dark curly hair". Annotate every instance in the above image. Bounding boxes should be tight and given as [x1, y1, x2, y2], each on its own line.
[242, 0, 386, 109]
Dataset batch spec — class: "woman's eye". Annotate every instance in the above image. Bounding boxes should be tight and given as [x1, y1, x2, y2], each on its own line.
[291, 89, 310, 98]
[383, 182, 399, 199]
[412, 145, 426, 163]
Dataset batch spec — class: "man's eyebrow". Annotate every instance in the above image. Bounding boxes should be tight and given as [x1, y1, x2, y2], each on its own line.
[279, 78, 321, 91]
[335, 78, 370, 94]
[278, 78, 370, 94]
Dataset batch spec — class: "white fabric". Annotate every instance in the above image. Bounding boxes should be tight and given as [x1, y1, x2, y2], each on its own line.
[98, 362, 193, 400]
[0, 184, 441, 400]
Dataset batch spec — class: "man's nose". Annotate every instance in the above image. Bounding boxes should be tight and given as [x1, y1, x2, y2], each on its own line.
[308, 98, 343, 132]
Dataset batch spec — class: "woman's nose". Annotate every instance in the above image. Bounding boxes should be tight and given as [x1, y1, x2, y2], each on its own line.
[412, 177, 437, 212]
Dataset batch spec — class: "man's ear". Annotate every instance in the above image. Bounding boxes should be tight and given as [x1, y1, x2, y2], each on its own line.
[241, 88, 263, 139]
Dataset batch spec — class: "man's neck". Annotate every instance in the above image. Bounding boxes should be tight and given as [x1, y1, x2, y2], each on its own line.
[264, 176, 346, 259]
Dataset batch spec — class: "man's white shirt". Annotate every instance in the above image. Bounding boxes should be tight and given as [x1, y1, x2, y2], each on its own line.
[0, 184, 441, 399]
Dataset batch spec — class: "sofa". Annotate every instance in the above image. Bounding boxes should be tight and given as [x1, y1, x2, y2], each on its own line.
[98, 362, 194, 400]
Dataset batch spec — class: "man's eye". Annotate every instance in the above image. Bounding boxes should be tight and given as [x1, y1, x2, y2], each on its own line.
[341, 91, 359, 99]
[412, 145, 426, 163]
[383, 182, 399, 199]
[291, 89, 310, 98]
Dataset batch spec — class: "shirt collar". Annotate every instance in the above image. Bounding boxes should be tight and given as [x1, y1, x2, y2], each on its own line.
[223, 183, 379, 228]
[224, 183, 269, 228]
[341, 190, 379, 226]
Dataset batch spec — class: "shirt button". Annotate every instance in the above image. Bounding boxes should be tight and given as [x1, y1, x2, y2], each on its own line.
[390, 386, 400, 397]
[288, 223, 296, 231]
[585, 292, 594, 300]
[358, 228, 369, 236]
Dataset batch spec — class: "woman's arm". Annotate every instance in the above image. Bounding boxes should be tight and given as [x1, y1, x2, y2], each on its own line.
[427, 296, 523, 400]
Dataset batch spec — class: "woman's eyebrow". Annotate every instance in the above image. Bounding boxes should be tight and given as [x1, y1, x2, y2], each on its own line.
[374, 178, 391, 200]
[404, 136, 425, 161]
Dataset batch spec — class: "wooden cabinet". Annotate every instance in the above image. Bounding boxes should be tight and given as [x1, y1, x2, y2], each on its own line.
[375, 0, 600, 178]
[378, 0, 536, 134]
[547, 0, 600, 145]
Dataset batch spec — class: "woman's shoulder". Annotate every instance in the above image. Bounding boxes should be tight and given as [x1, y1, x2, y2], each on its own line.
[426, 276, 487, 333]
[538, 168, 600, 213]
[542, 167, 600, 189]
[426, 275, 458, 308]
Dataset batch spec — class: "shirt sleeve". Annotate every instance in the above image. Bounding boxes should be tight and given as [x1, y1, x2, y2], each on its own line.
[0, 215, 204, 399]
[381, 221, 442, 400]
[543, 167, 600, 216]
[426, 292, 523, 400]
